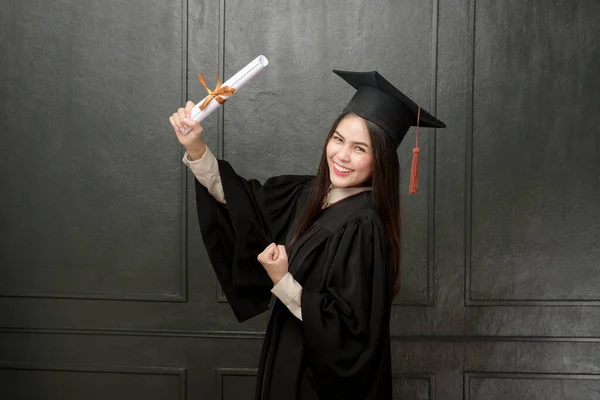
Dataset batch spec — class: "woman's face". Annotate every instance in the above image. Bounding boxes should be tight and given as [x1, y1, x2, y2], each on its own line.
[326, 114, 373, 188]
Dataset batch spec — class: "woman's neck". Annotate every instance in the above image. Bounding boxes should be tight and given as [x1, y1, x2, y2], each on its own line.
[323, 186, 372, 208]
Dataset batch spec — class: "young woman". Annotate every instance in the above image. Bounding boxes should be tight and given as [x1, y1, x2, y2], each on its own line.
[169, 70, 445, 400]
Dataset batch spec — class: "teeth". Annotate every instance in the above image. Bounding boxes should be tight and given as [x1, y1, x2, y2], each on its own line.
[334, 163, 352, 173]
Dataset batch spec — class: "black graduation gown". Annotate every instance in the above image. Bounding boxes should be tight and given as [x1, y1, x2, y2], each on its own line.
[195, 160, 393, 400]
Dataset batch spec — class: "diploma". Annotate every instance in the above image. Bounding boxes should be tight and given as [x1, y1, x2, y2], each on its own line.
[183, 55, 269, 135]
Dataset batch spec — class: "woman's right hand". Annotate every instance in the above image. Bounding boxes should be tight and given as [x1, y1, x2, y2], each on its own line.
[169, 100, 207, 160]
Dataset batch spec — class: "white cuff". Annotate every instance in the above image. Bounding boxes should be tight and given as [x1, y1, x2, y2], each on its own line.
[182, 147, 216, 174]
[182, 147, 226, 204]
[271, 272, 303, 321]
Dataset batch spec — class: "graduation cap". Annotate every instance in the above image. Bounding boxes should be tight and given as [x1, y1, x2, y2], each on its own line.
[333, 70, 446, 194]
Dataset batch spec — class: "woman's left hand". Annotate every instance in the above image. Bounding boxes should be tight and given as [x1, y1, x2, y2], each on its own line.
[257, 243, 289, 285]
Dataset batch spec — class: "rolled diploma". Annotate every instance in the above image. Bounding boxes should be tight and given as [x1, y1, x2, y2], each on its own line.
[182, 55, 269, 135]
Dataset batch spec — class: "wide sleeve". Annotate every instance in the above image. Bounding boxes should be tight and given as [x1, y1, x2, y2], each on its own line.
[194, 158, 313, 322]
[301, 210, 393, 398]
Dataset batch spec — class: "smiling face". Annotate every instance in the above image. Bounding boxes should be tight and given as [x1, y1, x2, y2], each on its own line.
[326, 114, 374, 188]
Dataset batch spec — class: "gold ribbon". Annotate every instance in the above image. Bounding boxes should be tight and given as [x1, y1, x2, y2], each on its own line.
[197, 72, 236, 110]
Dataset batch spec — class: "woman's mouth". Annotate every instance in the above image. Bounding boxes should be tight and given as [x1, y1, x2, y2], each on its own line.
[332, 162, 353, 176]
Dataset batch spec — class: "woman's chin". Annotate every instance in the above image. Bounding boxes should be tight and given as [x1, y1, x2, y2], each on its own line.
[330, 175, 351, 188]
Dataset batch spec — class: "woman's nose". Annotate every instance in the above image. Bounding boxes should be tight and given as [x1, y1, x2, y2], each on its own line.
[338, 146, 351, 160]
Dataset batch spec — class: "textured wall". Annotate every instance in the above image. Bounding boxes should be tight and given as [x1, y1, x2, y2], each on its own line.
[1, 0, 599, 398]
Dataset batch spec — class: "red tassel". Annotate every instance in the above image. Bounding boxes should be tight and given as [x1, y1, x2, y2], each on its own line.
[409, 147, 420, 194]
[409, 106, 421, 195]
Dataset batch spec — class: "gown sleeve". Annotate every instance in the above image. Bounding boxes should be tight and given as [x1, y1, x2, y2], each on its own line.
[194, 158, 313, 322]
[301, 209, 393, 398]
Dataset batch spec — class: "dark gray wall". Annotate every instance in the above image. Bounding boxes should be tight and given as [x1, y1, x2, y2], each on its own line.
[1, 0, 599, 399]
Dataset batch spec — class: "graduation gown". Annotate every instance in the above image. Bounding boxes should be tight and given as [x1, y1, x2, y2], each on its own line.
[195, 160, 393, 400]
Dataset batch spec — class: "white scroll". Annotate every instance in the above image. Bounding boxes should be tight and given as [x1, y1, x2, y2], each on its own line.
[182, 55, 269, 135]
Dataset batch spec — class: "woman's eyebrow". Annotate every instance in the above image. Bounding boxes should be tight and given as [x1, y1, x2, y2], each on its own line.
[334, 131, 370, 148]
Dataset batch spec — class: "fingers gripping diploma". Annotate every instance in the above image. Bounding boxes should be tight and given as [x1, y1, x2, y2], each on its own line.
[169, 100, 206, 160]
[257, 243, 289, 285]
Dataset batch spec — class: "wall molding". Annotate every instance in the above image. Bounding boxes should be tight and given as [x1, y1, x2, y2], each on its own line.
[0, 362, 186, 400]
[215, 367, 257, 400]
[463, 0, 600, 307]
[464, 371, 600, 400]
[0, 0, 190, 304]
[2, 327, 600, 342]
[395, 373, 436, 400]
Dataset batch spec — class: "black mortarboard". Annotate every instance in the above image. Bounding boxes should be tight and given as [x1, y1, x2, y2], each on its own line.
[333, 70, 447, 194]
[333, 70, 446, 148]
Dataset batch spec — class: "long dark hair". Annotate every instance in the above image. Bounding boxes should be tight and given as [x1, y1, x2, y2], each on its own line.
[291, 112, 402, 296]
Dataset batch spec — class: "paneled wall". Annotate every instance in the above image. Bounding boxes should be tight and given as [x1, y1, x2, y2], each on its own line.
[1, 0, 598, 398]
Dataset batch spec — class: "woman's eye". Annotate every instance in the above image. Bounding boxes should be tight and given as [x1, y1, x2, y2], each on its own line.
[334, 136, 342, 142]
[356, 147, 365, 153]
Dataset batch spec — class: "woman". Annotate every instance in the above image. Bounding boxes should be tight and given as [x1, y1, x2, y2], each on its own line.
[169, 70, 445, 399]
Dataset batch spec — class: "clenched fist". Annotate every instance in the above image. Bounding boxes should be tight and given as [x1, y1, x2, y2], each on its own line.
[257, 243, 289, 285]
